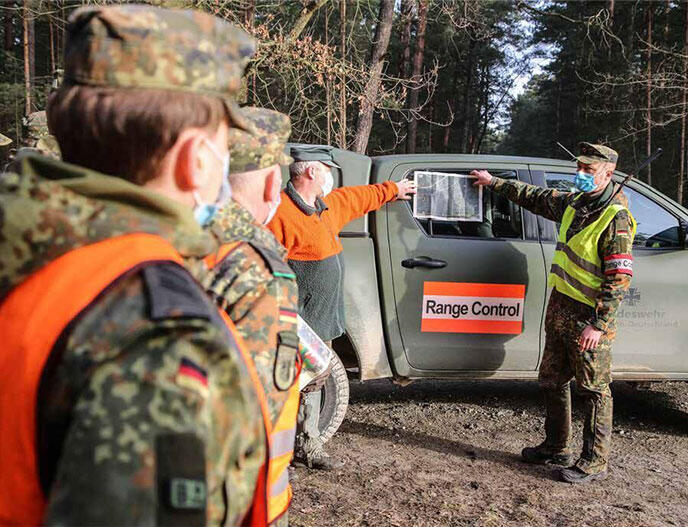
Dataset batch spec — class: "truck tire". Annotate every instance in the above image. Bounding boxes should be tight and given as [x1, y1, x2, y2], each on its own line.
[318, 351, 349, 444]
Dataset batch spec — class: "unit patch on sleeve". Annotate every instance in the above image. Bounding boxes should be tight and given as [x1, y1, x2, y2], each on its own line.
[604, 254, 633, 276]
[421, 282, 526, 335]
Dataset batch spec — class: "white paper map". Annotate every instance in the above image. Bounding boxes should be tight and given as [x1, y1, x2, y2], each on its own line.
[412, 171, 483, 222]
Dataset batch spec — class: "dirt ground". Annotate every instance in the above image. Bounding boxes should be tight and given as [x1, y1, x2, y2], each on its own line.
[289, 379, 688, 527]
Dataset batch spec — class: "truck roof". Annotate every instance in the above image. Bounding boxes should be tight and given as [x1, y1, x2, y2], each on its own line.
[371, 152, 593, 169]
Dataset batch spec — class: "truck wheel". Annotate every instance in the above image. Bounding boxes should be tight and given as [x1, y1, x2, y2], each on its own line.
[318, 351, 350, 444]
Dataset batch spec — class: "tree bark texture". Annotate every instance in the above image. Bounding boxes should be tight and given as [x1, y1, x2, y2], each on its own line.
[461, 38, 476, 153]
[399, 0, 415, 82]
[23, 1, 32, 116]
[338, 0, 346, 149]
[351, 0, 395, 154]
[4, 6, 13, 52]
[646, 4, 653, 185]
[679, 2, 688, 205]
[406, 0, 428, 154]
[288, 0, 329, 42]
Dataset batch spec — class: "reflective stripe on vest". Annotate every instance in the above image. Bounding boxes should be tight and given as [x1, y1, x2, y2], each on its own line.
[0, 233, 184, 526]
[209, 244, 299, 524]
[547, 200, 637, 307]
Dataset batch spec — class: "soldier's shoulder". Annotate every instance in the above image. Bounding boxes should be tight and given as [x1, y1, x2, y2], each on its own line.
[215, 236, 294, 283]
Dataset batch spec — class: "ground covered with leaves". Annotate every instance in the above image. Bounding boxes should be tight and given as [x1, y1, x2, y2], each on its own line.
[290, 380, 688, 526]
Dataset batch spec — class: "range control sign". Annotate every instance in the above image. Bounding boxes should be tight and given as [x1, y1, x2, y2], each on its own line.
[421, 282, 526, 334]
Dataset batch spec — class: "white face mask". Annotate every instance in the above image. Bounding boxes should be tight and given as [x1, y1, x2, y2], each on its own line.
[320, 167, 334, 197]
[192, 138, 231, 226]
[264, 193, 281, 225]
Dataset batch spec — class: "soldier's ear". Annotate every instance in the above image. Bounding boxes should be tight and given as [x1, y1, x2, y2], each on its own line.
[175, 132, 205, 192]
[264, 165, 282, 202]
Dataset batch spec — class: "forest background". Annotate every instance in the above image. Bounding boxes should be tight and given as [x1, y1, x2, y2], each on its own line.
[2, 0, 688, 204]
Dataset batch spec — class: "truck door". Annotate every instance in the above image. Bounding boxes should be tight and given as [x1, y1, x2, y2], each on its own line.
[532, 167, 688, 376]
[385, 162, 547, 375]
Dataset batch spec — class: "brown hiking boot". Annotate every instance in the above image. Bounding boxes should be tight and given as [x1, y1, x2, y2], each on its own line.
[521, 445, 574, 467]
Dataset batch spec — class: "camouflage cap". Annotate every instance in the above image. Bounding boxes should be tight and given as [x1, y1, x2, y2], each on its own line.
[228, 107, 293, 174]
[64, 4, 255, 128]
[0, 133, 11, 147]
[576, 142, 619, 165]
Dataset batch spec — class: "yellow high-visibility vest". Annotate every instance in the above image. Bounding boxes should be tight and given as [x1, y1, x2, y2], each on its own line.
[548, 198, 636, 307]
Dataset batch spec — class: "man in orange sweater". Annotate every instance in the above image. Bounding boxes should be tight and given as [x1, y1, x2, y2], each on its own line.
[268, 146, 416, 468]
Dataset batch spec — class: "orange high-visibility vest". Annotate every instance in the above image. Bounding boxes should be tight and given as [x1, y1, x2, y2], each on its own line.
[0, 233, 269, 527]
[205, 243, 300, 524]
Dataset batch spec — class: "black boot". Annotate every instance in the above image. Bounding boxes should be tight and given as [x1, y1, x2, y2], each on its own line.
[521, 444, 574, 466]
[292, 439, 343, 471]
[559, 466, 608, 484]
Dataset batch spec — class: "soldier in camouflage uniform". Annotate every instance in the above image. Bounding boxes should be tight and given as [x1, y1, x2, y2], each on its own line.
[22, 110, 61, 159]
[473, 143, 636, 484]
[0, 5, 268, 525]
[202, 107, 300, 526]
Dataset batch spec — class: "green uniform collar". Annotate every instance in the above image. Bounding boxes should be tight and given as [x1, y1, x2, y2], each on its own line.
[16, 153, 215, 257]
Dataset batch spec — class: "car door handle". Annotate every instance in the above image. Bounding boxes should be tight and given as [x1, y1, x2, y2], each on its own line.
[401, 257, 447, 269]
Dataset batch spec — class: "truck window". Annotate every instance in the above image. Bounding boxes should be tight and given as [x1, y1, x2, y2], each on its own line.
[411, 170, 523, 240]
[544, 172, 681, 249]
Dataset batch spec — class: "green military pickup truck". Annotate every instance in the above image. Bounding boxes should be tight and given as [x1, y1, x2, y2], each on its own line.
[284, 147, 688, 443]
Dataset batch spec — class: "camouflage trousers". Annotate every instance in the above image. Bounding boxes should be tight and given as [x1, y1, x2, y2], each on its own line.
[538, 289, 614, 475]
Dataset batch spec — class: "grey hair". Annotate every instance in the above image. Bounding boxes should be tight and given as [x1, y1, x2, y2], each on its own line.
[290, 160, 320, 179]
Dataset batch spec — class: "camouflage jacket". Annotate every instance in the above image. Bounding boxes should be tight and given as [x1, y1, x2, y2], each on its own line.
[0, 154, 265, 526]
[203, 200, 300, 426]
[491, 177, 635, 333]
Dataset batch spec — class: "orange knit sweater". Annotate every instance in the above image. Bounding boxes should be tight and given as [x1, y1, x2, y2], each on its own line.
[268, 181, 399, 262]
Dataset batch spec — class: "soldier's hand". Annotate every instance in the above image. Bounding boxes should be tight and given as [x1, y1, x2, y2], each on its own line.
[396, 178, 417, 200]
[471, 169, 493, 186]
[579, 324, 603, 351]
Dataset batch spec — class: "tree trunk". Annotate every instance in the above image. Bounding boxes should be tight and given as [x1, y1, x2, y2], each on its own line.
[406, 0, 428, 154]
[4, 5, 13, 52]
[607, 0, 615, 20]
[338, 0, 346, 148]
[49, 12, 55, 74]
[646, 4, 653, 185]
[351, 0, 395, 154]
[443, 61, 461, 152]
[461, 38, 476, 152]
[399, 0, 415, 81]
[245, 0, 256, 104]
[325, 3, 331, 146]
[288, 0, 329, 41]
[679, 2, 688, 206]
[23, 1, 32, 115]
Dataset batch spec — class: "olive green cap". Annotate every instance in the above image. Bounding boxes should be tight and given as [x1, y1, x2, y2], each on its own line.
[576, 142, 619, 165]
[228, 107, 293, 174]
[63, 4, 255, 129]
[290, 145, 340, 168]
[0, 133, 12, 147]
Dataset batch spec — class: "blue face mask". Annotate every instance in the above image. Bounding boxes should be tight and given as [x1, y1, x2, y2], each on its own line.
[574, 170, 598, 193]
[193, 139, 231, 227]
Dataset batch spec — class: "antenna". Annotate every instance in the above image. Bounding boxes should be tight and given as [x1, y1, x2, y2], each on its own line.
[556, 142, 577, 161]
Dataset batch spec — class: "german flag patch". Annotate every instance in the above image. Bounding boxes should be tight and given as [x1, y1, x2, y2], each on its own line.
[279, 308, 298, 325]
[176, 358, 209, 396]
